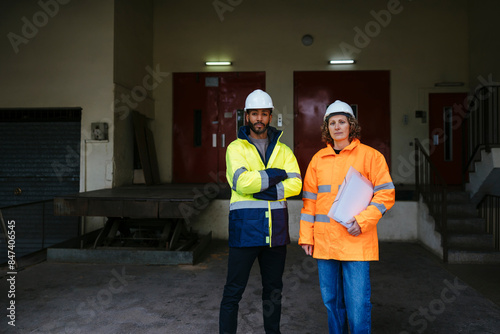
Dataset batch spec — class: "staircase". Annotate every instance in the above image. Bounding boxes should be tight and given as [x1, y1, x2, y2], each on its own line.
[446, 190, 500, 264]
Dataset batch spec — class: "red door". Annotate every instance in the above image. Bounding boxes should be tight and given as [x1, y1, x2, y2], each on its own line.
[173, 72, 265, 183]
[429, 93, 467, 185]
[294, 71, 391, 176]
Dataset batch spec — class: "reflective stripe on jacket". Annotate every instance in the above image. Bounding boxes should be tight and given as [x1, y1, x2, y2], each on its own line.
[226, 126, 302, 248]
[298, 139, 395, 261]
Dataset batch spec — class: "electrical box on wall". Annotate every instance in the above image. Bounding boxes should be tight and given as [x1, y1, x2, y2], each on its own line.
[91, 122, 108, 140]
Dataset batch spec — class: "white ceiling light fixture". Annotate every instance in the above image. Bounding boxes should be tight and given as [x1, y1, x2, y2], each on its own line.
[205, 61, 232, 66]
[329, 59, 355, 65]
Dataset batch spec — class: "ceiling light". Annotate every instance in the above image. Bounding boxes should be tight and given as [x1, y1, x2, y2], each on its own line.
[329, 59, 355, 65]
[205, 61, 232, 66]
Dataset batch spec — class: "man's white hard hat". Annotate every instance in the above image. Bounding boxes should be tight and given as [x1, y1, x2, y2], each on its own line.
[244, 89, 274, 111]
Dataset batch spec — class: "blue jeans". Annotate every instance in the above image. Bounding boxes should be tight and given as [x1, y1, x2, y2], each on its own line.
[219, 245, 287, 334]
[317, 259, 372, 334]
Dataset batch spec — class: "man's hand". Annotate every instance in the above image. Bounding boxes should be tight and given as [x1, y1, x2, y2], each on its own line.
[301, 244, 314, 256]
[346, 218, 362, 236]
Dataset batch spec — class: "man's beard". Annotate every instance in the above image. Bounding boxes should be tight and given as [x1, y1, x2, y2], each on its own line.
[249, 122, 268, 135]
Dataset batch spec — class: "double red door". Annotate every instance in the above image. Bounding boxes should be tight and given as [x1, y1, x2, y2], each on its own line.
[173, 72, 265, 183]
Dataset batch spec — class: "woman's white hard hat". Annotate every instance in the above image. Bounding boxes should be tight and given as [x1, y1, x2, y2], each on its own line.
[244, 89, 274, 111]
[324, 100, 355, 120]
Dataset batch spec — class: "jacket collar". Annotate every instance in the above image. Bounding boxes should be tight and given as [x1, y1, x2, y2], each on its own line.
[237, 125, 282, 145]
[324, 138, 360, 156]
[238, 125, 282, 166]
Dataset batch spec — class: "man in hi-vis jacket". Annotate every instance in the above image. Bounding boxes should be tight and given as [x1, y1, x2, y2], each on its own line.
[219, 89, 302, 334]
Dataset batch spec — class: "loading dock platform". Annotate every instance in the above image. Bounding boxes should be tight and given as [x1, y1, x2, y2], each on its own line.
[50, 184, 215, 265]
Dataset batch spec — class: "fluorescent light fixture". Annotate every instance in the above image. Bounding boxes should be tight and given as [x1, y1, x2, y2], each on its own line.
[329, 59, 355, 65]
[205, 61, 232, 66]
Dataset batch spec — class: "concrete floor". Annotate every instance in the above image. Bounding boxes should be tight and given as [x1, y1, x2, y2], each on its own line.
[1, 241, 500, 333]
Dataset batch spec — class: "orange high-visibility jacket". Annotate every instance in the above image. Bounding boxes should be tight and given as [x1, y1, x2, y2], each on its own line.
[298, 139, 395, 261]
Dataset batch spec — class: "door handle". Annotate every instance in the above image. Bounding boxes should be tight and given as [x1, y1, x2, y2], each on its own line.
[212, 133, 217, 147]
[221, 134, 225, 148]
[433, 134, 439, 146]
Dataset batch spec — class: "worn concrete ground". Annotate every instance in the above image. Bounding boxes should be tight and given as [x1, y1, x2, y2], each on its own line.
[1, 241, 500, 333]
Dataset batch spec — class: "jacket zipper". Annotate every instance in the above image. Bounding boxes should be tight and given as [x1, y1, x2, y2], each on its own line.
[268, 201, 272, 247]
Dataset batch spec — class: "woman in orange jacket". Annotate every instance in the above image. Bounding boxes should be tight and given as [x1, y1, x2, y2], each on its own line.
[299, 100, 395, 334]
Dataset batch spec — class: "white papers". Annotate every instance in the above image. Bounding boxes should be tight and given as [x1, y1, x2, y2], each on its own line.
[327, 166, 374, 228]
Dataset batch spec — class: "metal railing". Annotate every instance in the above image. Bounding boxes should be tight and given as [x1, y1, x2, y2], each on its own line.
[463, 84, 500, 181]
[477, 195, 500, 251]
[415, 138, 448, 262]
[0, 200, 80, 264]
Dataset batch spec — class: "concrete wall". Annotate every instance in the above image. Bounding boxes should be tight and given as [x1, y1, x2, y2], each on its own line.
[153, 0, 469, 184]
[417, 197, 443, 259]
[0, 0, 115, 193]
[467, 148, 500, 203]
[113, 0, 155, 187]
[469, 0, 500, 93]
[189, 199, 418, 242]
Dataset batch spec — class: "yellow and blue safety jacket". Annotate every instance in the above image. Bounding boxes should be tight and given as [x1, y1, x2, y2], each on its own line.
[226, 126, 302, 248]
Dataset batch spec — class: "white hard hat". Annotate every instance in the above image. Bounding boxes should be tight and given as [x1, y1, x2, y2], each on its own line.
[244, 89, 274, 111]
[324, 100, 355, 120]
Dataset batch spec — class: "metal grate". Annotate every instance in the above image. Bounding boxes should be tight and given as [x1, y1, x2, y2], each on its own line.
[0, 108, 82, 122]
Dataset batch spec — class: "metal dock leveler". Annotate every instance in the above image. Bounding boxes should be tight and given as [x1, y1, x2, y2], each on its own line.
[50, 184, 213, 265]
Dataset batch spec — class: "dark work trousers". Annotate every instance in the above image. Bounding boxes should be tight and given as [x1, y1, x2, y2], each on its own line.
[219, 245, 287, 334]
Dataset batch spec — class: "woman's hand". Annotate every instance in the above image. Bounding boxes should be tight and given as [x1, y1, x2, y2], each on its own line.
[301, 244, 314, 256]
[347, 218, 362, 236]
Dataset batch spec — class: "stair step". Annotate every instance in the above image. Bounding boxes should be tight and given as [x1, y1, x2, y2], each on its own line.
[447, 212, 479, 220]
[447, 234, 495, 250]
[447, 203, 477, 216]
[447, 249, 500, 264]
[447, 191, 470, 202]
[447, 217, 486, 233]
